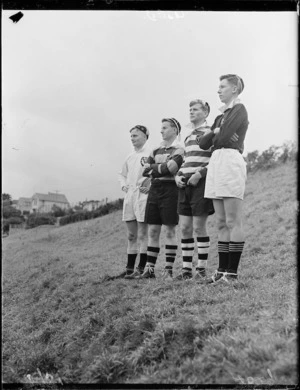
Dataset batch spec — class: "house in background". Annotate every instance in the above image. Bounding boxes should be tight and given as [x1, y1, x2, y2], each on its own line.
[17, 197, 32, 215]
[31, 192, 70, 213]
[82, 199, 107, 212]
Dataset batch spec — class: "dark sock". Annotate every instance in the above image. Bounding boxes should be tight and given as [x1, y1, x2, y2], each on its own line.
[126, 253, 137, 271]
[227, 241, 245, 274]
[218, 241, 229, 272]
[137, 253, 147, 270]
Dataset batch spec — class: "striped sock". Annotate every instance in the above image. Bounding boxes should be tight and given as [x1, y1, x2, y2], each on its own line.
[146, 246, 160, 269]
[126, 253, 138, 271]
[181, 238, 194, 272]
[137, 253, 147, 271]
[227, 241, 245, 274]
[217, 241, 229, 272]
[165, 245, 177, 271]
[196, 236, 210, 269]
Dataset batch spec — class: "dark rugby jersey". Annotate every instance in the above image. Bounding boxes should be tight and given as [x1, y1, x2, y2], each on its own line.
[143, 141, 184, 182]
[197, 103, 249, 154]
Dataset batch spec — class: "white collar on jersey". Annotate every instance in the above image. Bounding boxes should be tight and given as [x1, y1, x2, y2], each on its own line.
[219, 98, 241, 114]
[185, 120, 208, 132]
[160, 138, 182, 149]
[133, 142, 150, 153]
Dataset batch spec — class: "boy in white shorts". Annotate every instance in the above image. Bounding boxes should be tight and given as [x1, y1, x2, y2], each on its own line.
[113, 125, 152, 279]
[197, 74, 249, 284]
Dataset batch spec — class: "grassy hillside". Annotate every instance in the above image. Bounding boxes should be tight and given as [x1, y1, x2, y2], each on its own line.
[2, 161, 297, 385]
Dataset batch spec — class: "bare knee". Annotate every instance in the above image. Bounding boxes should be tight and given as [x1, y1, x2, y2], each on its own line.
[165, 226, 176, 240]
[148, 226, 161, 241]
[194, 220, 208, 237]
[226, 219, 242, 232]
[181, 223, 193, 237]
[127, 231, 137, 242]
[138, 230, 147, 242]
[216, 217, 227, 233]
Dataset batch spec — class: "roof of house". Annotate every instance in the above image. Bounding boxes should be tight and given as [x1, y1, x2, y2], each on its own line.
[19, 197, 32, 202]
[32, 192, 69, 204]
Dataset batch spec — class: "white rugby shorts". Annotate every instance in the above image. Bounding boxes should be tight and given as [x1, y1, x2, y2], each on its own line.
[122, 188, 148, 222]
[205, 148, 247, 200]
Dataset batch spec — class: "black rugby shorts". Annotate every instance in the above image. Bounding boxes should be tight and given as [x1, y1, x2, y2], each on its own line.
[177, 177, 214, 217]
[144, 180, 179, 225]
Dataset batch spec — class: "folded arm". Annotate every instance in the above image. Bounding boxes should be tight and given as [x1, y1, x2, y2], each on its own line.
[217, 104, 248, 145]
[143, 150, 184, 178]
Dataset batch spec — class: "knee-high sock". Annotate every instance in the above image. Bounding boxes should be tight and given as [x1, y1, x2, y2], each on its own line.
[196, 236, 210, 269]
[137, 253, 147, 270]
[227, 241, 245, 274]
[217, 241, 229, 272]
[126, 248, 138, 271]
[165, 245, 177, 269]
[181, 238, 194, 271]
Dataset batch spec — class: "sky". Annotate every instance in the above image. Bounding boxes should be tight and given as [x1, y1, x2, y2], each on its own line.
[2, 10, 298, 205]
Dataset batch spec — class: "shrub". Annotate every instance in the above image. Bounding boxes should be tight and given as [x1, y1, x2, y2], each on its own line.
[51, 205, 67, 218]
[2, 200, 12, 207]
[59, 199, 124, 226]
[245, 150, 260, 172]
[278, 140, 297, 163]
[256, 145, 281, 170]
[2, 205, 22, 219]
[7, 216, 24, 225]
[246, 141, 297, 172]
[66, 208, 75, 215]
[26, 213, 56, 229]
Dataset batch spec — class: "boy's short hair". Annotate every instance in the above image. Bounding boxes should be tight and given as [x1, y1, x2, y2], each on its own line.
[189, 99, 210, 116]
[162, 118, 181, 134]
[220, 74, 244, 94]
[130, 125, 149, 139]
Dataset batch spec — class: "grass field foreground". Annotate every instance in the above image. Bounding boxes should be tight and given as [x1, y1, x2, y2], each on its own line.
[2, 161, 297, 385]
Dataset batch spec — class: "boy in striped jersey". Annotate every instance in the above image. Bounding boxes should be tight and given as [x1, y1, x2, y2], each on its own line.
[174, 99, 215, 281]
[137, 118, 184, 279]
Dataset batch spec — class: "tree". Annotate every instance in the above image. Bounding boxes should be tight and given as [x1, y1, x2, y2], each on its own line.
[245, 150, 260, 172]
[3, 205, 22, 219]
[2, 193, 12, 205]
[2, 193, 12, 201]
[256, 145, 281, 169]
[278, 140, 297, 163]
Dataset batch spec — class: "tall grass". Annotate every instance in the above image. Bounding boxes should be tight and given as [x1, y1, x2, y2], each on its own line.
[2, 161, 297, 385]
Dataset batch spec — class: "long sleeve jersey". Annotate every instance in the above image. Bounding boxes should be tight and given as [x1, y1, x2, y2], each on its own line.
[143, 140, 184, 182]
[118, 143, 152, 189]
[177, 122, 212, 179]
[197, 103, 249, 154]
